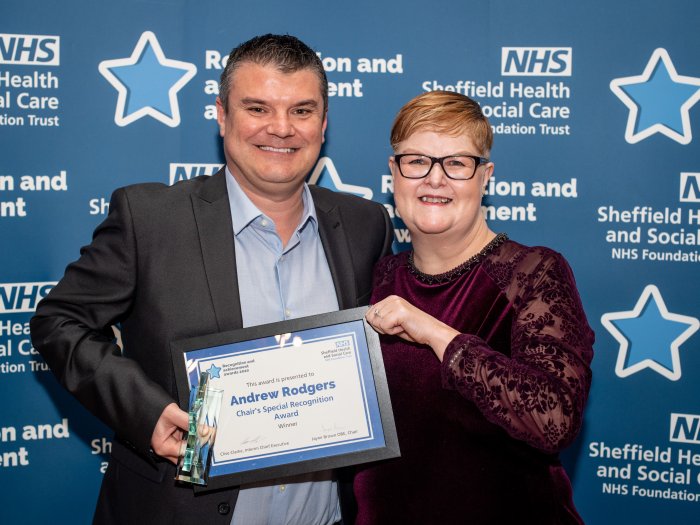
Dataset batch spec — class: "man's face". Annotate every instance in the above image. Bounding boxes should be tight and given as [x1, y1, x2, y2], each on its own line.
[216, 62, 327, 201]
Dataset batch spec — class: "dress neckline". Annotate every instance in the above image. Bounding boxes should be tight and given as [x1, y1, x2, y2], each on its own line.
[407, 233, 508, 285]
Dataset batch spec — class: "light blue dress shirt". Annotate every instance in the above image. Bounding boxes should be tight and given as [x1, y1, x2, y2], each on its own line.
[225, 169, 341, 525]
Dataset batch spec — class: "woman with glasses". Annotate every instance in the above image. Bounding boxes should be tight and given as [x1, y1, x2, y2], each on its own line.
[353, 91, 594, 524]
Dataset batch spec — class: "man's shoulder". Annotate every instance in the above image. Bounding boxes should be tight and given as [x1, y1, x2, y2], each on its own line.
[115, 172, 225, 205]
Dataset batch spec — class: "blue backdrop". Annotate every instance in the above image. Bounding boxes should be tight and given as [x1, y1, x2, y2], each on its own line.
[2, 1, 700, 523]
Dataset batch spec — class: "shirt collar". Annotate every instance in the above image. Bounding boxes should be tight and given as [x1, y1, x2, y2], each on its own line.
[224, 166, 318, 236]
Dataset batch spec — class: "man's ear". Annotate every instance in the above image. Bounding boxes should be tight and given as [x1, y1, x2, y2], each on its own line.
[215, 96, 226, 137]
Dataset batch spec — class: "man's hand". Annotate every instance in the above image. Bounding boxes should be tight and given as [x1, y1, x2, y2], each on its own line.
[150, 402, 189, 464]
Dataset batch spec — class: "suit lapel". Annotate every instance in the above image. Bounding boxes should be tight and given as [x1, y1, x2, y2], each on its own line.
[313, 187, 357, 309]
[191, 170, 243, 331]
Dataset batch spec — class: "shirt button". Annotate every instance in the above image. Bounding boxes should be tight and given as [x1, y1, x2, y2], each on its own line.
[279, 255, 285, 262]
[261, 219, 269, 227]
[284, 309, 291, 317]
[217, 502, 231, 515]
[279, 485, 286, 492]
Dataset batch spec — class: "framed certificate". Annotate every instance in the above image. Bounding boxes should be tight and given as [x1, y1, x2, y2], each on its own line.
[170, 306, 400, 491]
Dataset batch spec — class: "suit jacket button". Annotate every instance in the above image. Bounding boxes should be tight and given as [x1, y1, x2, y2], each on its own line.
[217, 503, 231, 515]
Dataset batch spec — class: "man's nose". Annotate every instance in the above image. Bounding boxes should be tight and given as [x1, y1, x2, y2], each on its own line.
[266, 113, 294, 137]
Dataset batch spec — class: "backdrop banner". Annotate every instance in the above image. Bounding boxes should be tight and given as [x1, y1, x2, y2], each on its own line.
[2, 1, 699, 523]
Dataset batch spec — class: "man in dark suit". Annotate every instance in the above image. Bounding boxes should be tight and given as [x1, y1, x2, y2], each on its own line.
[30, 34, 393, 524]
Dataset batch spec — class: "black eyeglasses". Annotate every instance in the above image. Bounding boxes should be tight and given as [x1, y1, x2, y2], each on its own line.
[393, 154, 490, 180]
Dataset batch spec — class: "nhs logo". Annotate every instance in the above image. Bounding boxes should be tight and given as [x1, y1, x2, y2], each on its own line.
[670, 413, 700, 444]
[501, 47, 572, 76]
[0, 33, 60, 66]
[0, 282, 56, 314]
[680, 173, 700, 203]
[169, 163, 222, 185]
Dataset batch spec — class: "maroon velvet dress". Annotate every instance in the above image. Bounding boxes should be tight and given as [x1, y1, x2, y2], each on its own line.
[353, 235, 594, 525]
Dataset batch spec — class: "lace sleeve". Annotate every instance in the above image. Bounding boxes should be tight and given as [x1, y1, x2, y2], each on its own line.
[440, 250, 594, 453]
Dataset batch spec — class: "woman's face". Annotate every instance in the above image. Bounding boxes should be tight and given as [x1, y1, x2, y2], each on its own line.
[390, 129, 493, 242]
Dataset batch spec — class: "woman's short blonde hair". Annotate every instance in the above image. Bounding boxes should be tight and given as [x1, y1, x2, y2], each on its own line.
[390, 91, 493, 156]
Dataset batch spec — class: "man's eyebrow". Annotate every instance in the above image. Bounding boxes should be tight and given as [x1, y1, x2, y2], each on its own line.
[238, 98, 320, 108]
[239, 97, 267, 106]
[294, 99, 320, 107]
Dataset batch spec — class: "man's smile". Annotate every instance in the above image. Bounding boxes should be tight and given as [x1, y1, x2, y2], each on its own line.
[257, 145, 298, 153]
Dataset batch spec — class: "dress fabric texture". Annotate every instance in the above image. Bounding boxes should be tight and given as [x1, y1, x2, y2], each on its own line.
[354, 238, 594, 525]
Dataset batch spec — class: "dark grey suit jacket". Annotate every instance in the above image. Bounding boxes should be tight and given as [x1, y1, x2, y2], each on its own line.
[30, 170, 393, 524]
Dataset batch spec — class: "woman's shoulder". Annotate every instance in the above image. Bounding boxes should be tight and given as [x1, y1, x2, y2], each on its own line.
[485, 237, 573, 289]
[492, 237, 567, 266]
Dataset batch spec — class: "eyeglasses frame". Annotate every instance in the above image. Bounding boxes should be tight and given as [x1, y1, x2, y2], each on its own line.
[393, 153, 491, 181]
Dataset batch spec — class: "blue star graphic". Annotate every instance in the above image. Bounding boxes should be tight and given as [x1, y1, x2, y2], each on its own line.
[610, 48, 700, 144]
[308, 156, 373, 199]
[601, 285, 699, 381]
[206, 363, 221, 379]
[98, 31, 197, 127]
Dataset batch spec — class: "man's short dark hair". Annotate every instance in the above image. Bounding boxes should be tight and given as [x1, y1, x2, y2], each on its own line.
[219, 34, 328, 112]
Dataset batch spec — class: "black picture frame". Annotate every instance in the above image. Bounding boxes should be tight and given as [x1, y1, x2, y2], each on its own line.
[170, 306, 400, 491]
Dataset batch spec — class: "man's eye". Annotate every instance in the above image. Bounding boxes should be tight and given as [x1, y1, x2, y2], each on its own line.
[293, 108, 312, 115]
[247, 107, 265, 113]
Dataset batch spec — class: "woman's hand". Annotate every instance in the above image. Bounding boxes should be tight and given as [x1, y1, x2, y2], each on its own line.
[366, 295, 460, 361]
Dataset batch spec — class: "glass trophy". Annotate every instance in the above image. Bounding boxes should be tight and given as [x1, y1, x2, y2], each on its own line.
[175, 371, 223, 485]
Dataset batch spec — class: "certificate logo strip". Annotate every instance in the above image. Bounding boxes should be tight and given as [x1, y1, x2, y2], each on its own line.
[188, 331, 366, 386]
